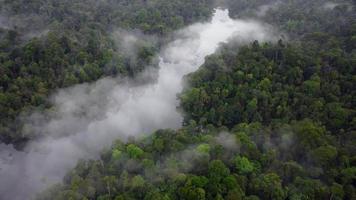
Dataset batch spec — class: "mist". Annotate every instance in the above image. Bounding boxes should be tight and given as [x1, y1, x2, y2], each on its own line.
[0, 15, 9, 29]
[0, 12, 49, 40]
[323, 2, 342, 9]
[112, 29, 158, 59]
[255, 1, 281, 17]
[323, 1, 353, 10]
[0, 9, 276, 200]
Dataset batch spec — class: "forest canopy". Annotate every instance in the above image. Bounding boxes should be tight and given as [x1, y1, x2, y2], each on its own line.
[0, 0, 214, 144]
[0, 0, 355, 200]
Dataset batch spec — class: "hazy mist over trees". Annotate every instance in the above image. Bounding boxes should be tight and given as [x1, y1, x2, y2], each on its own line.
[0, 0, 355, 200]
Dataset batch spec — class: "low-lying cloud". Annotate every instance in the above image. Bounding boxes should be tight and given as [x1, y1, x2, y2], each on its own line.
[255, 1, 281, 17]
[323, 1, 353, 11]
[0, 8, 277, 200]
[112, 29, 158, 59]
[0, 12, 49, 40]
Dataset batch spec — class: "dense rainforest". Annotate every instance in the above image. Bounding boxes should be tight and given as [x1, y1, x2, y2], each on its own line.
[0, 0, 214, 144]
[0, 0, 355, 200]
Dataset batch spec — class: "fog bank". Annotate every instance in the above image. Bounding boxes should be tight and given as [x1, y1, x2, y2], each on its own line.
[0, 9, 276, 200]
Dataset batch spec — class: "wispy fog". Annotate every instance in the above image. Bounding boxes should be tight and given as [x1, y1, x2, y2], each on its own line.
[0, 9, 277, 200]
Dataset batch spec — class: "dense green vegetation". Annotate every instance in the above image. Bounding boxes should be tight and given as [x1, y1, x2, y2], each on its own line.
[38, 120, 355, 200]
[36, 1, 355, 199]
[0, 0, 214, 144]
[181, 34, 355, 132]
[39, 40, 356, 199]
[0, 0, 355, 199]
[226, 0, 355, 38]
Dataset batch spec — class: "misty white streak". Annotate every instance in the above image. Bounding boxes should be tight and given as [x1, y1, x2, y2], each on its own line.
[0, 9, 273, 200]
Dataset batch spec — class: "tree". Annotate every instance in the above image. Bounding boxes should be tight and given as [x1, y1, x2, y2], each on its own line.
[251, 173, 285, 200]
[247, 98, 258, 115]
[131, 175, 145, 189]
[208, 160, 230, 182]
[310, 145, 337, 167]
[197, 144, 211, 154]
[153, 137, 165, 153]
[226, 188, 244, 200]
[112, 149, 122, 161]
[222, 175, 239, 190]
[126, 144, 144, 159]
[302, 75, 320, 96]
[234, 156, 254, 175]
[330, 183, 344, 200]
[103, 176, 118, 197]
[180, 187, 206, 200]
[207, 160, 230, 195]
[293, 120, 326, 150]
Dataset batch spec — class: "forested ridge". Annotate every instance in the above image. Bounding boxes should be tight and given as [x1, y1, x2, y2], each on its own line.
[0, 0, 355, 200]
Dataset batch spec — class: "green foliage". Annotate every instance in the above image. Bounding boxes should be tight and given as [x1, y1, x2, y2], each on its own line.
[196, 144, 211, 154]
[112, 149, 122, 161]
[13, 1, 356, 200]
[310, 145, 338, 166]
[226, 0, 355, 38]
[234, 156, 254, 175]
[251, 173, 285, 200]
[180, 39, 354, 132]
[126, 144, 144, 159]
[0, 0, 215, 145]
[180, 187, 206, 200]
[131, 175, 145, 189]
[208, 160, 230, 182]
